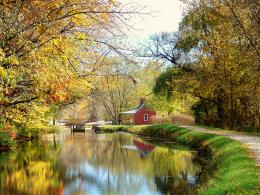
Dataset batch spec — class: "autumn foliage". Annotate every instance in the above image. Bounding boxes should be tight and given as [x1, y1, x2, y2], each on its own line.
[151, 0, 260, 131]
[0, 0, 134, 132]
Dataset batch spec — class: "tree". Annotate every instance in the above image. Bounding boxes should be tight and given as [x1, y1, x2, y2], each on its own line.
[91, 57, 138, 124]
[146, 0, 260, 131]
[179, 0, 260, 130]
[0, 0, 140, 131]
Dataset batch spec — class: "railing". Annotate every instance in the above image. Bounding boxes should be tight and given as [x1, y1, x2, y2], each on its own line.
[85, 121, 112, 126]
[56, 120, 112, 134]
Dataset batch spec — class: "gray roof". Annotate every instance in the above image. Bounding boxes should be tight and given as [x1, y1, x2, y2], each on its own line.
[120, 109, 138, 114]
[120, 102, 145, 114]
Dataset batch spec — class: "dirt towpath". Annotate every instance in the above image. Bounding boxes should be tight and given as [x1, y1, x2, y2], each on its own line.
[180, 125, 260, 165]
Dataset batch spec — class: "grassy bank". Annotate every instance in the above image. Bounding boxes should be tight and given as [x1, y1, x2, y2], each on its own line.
[0, 125, 61, 150]
[100, 124, 260, 195]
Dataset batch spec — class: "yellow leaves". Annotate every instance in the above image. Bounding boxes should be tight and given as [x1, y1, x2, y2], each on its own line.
[5, 161, 59, 194]
[0, 48, 5, 61]
[0, 0, 128, 131]
[0, 66, 7, 77]
[9, 55, 19, 65]
[11, 103, 50, 130]
[72, 14, 94, 27]
[108, 0, 117, 5]
[76, 33, 86, 41]
[100, 13, 110, 22]
[1, 55, 19, 66]
[52, 38, 60, 47]
[69, 78, 92, 96]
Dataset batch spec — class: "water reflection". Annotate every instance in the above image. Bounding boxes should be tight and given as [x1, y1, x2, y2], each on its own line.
[0, 132, 203, 195]
[0, 141, 62, 195]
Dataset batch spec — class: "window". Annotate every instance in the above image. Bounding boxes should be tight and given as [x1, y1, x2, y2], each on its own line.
[144, 114, 149, 122]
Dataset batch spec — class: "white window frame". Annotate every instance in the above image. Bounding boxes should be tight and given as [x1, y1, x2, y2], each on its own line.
[144, 114, 149, 122]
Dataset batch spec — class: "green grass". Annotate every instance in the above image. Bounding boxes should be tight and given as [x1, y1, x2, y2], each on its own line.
[45, 125, 61, 133]
[195, 125, 222, 131]
[100, 124, 260, 195]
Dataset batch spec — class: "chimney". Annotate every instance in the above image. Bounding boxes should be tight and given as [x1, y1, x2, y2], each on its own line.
[140, 98, 145, 104]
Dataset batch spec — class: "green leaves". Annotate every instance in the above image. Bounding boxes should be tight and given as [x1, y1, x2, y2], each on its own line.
[150, 0, 260, 130]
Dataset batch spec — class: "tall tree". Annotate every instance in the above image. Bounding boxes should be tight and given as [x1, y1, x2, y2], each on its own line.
[147, 0, 260, 130]
[0, 0, 140, 129]
[92, 58, 138, 124]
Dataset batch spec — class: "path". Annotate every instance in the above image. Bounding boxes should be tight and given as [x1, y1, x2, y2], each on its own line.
[180, 125, 260, 165]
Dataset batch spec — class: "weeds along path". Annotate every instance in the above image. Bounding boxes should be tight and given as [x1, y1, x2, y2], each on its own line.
[180, 126, 260, 165]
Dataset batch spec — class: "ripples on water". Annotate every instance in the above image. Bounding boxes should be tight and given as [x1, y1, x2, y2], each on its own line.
[0, 132, 205, 195]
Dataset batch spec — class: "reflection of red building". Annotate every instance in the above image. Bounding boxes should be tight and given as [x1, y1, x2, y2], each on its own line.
[51, 186, 64, 195]
[134, 139, 155, 158]
[120, 98, 156, 125]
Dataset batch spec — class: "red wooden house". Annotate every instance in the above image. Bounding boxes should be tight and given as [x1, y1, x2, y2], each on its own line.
[120, 98, 156, 125]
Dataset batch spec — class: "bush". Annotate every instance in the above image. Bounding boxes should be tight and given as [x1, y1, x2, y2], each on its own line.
[0, 132, 13, 146]
[151, 113, 195, 126]
[17, 126, 41, 138]
[170, 113, 195, 125]
[150, 115, 166, 124]
[0, 123, 17, 146]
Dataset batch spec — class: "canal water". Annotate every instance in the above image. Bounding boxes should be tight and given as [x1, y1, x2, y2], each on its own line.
[0, 132, 208, 195]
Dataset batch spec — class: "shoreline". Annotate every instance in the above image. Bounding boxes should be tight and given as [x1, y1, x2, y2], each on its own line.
[1, 125, 259, 194]
[0, 135, 34, 152]
[100, 124, 260, 195]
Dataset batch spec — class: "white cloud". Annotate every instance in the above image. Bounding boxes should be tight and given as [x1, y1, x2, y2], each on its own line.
[119, 0, 183, 40]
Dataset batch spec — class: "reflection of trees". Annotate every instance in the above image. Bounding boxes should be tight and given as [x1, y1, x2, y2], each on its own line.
[148, 145, 201, 195]
[59, 133, 202, 195]
[0, 140, 62, 195]
[154, 174, 194, 195]
[59, 133, 145, 194]
[152, 149, 198, 195]
[149, 148, 200, 177]
[0, 133, 204, 195]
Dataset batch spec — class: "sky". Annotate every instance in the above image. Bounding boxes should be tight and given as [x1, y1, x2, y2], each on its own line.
[120, 0, 183, 41]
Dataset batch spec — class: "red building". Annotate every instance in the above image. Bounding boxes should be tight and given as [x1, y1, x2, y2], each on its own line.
[120, 98, 156, 125]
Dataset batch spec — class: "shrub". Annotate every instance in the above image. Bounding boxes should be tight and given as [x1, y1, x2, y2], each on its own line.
[150, 115, 165, 124]
[0, 132, 10, 146]
[170, 113, 195, 125]
[151, 113, 195, 126]
[17, 127, 41, 138]
[0, 123, 17, 146]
